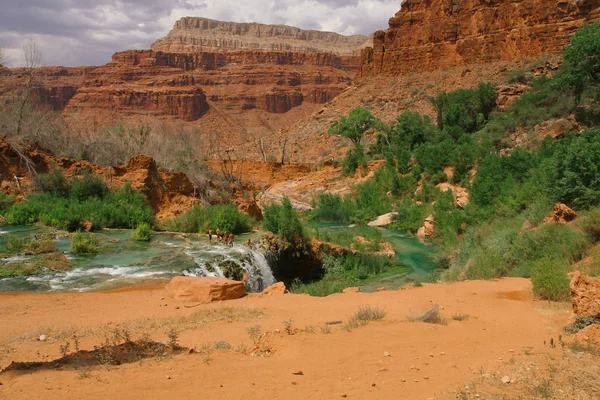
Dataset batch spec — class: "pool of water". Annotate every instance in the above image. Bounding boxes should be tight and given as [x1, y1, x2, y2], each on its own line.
[308, 222, 440, 289]
[0, 226, 270, 293]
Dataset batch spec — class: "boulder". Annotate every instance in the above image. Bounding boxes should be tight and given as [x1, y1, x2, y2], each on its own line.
[367, 212, 398, 227]
[343, 287, 360, 294]
[262, 282, 287, 296]
[544, 203, 577, 224]
[417, 214, 435, 239]
[569, 272, 600, 317]
[165, 276, 246, 303]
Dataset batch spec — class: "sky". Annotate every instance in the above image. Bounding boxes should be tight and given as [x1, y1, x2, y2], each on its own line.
[0, 0, 400, 67]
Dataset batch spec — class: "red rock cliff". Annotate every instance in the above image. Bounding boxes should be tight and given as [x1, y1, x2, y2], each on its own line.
[360, 0, 600, 76]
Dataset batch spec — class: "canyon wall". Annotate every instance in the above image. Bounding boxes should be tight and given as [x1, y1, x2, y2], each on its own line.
[360, 0, 600, 76]
[152, 17, 371, 56]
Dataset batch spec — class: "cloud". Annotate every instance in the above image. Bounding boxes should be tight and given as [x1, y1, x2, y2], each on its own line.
[0, 0, 398, 67]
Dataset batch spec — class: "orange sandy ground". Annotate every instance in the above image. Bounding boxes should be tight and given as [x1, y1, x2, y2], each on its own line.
[0, 278, 572, 399]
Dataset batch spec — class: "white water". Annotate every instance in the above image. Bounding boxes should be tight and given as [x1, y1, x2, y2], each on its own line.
[184, 244, 276, 292]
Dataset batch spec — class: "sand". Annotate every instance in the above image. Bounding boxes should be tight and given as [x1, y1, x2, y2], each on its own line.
[0, 278, 573, 399]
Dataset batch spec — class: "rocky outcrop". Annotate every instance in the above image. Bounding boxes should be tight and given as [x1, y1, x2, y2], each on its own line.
[417, 214, 435, 239]
[152, 17, 371, 56]
[360, 0, 600, 76]
[367, 212, 398, 227]
[544, 203, 578, 224]
[569, 272, 600, 318]
[166, 276, 246, 303]
[261, 282, 287, 296]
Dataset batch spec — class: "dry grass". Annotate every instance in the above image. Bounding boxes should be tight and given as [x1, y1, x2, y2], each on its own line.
[344, 305, 387, 330]
[454, 347, 600, 399]
[2, 306, 265, 346]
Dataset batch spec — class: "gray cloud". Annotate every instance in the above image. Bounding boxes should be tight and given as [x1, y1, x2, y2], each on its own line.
[0, 0, 398, 67]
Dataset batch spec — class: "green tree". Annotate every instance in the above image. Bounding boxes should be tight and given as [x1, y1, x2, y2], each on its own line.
[328, 107, 383, 145]
[562, 22, 600, 102]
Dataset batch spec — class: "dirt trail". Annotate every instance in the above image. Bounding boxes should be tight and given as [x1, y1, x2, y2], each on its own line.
[0, 279, 571, 399]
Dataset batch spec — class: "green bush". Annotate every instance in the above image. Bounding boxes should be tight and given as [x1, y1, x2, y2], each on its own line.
[133, 222, 152, 242]
[342, 144, 367, 176]
[167, 204, 255, 234]
[312, 193, 354, 223]
[531, 258, 571, 301]
[578, 207, 600, 242]
[263, 197, 305, 243]
[70, 231, 98, 254]
[5, 235, 25, 253]
[0, 191, 16, 214]
[5, 173, 154, 231]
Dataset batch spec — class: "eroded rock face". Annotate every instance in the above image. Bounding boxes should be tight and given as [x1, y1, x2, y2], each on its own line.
[570, 272, 600, 317]
[166, 276, 246, 303]
[360, 0, 600, 76]
[544, 203, 578, 224]
[151, 17, 372, 56]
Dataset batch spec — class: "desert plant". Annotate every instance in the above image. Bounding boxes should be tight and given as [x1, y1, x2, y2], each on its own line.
[133, 222, 152, 242]
[70, 231, 98, 254]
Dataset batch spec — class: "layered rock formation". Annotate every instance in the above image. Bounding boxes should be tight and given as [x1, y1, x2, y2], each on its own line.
[152, 17, 371, 56]
[360, 0, 600, 76]
[1, 18, 360, 130]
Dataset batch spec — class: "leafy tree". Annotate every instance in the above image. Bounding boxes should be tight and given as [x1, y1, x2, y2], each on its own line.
[562, 22, 600, 102]
[342, 144, 367, 176]
[329, 107, 383, 145]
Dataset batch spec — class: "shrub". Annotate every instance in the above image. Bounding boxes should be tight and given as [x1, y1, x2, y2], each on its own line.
[167, 204, 255, 234]
[5, 178, 154, 231]
[0, 191, 15, 214]
[70, 231, 99, 254]
[5, 235, 25, 252]
[263, 197, 305, 243]
[133, 223, 152, 242]
[578, 207, 600, 242]
[312, 193, 354, 223]
[342, 144, 367, 176]
[531, 258, 571, 301]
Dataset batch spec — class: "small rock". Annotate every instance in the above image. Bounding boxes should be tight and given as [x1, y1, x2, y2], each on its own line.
[410, 365, 416, 369]
[509, 349, 514, 353]
[440, 352, 446, 356]
[39, 334, 48, 342]
[292, 370, 304, 376]
[400, 378, 406, 382]
[376, 287, 386, 292]
[166, 375, 171, 380]
[413, 379, 419, 383]
[429, 353, 434, 357]
[383, 351, 391, 357]
[161, 297, 165, 300]
[340, 394, 347, 398]
[175, 306, 180, 310]
[291, 381, 297, 385]
[501, 376, 511, 384]
[371, 383, 376, 387]
[511, 377, 518, 384]
[188, 348, 195, 354]
[475, 395, 480, 398]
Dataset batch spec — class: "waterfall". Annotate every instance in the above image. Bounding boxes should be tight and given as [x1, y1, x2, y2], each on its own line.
[183, 244, 276, 292]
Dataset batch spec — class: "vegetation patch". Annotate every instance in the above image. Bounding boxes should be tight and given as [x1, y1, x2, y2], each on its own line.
[5, 169, 154, 231]
[166, 203, 255, 234]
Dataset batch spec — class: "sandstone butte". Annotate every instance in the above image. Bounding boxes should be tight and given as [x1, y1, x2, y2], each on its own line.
[151, 16, 372, 55]
[359, 0, 600, 76]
